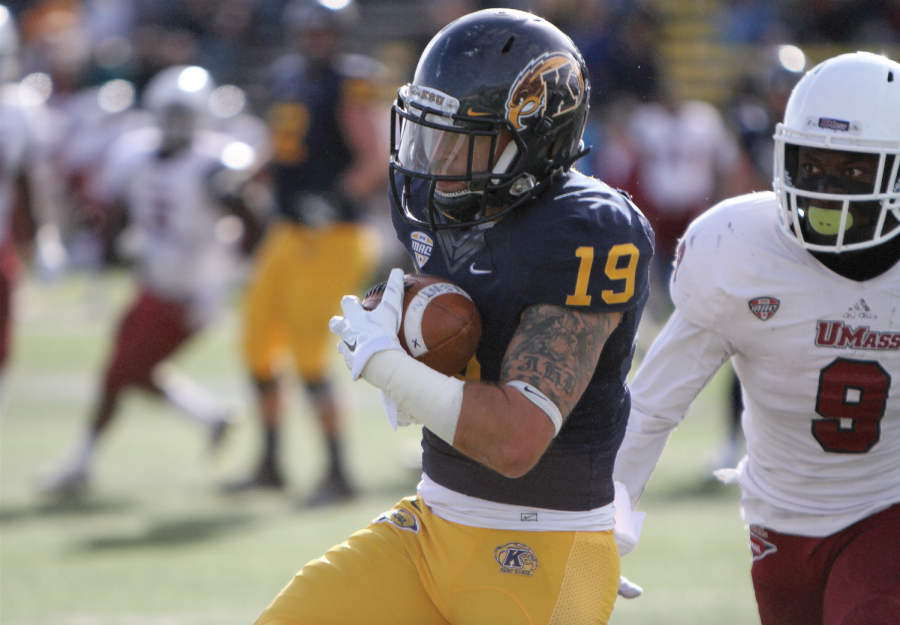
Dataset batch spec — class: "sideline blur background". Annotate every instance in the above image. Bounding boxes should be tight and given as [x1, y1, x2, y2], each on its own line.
[3, 0, 899, 294]
[2, 1, 899, 624]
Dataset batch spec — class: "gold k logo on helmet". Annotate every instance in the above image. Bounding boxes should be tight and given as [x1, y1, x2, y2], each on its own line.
[505, 52, 584, 131]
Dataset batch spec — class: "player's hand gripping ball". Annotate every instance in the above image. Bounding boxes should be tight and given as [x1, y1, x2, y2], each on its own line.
[363, 274, 481, 376]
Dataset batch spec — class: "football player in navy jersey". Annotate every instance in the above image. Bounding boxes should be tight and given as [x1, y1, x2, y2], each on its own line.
[255, 9, 654, 625]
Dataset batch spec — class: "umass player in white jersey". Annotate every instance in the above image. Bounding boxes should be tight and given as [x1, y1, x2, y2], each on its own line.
[614, 52, 900, 624]
[40, 65, 263, 495]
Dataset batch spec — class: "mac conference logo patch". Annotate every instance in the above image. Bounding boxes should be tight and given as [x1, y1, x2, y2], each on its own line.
[410, 231, 434, 269]
[373, 508, 419, 533]
[749, 297, 780, 321]
[495, 543, 538, 576]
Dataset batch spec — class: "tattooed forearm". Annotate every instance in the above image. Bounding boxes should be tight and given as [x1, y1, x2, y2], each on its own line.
[501, 304, 621, 418]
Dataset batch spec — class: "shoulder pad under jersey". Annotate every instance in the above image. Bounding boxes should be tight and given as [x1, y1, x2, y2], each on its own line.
[670, 192, 777, 329]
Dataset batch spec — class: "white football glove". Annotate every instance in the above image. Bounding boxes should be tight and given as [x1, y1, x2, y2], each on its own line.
[329, 267, 405, 380]
[618, 575, 643, 599]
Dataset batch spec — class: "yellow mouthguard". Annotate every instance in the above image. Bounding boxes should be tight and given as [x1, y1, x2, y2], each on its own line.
[808, 206, 853, 235]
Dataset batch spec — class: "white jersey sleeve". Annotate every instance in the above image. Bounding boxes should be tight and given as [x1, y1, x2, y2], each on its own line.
[614, 309, 734, 508]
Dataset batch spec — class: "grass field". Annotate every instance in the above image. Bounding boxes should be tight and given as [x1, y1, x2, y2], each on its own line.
[1, 269, 760, 624]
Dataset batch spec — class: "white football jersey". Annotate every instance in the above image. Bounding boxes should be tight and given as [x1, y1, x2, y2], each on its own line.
[615, 191, 900, 537]
[95, 128, 240, 322]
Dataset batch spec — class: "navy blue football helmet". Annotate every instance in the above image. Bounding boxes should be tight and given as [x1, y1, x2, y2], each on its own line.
[390, 9, 591, 230]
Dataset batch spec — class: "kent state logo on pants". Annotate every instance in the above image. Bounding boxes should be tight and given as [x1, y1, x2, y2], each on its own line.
[495, 543, 539, 576]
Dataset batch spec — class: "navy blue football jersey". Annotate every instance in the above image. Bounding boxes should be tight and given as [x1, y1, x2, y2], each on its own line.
[392, 170, 655, 510]
[266, 54, 378, 223]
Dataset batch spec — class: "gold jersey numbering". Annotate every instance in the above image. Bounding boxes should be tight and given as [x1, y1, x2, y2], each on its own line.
[566, 244, 639, 306]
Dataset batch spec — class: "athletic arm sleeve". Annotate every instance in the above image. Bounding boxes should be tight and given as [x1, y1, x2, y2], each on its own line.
[614, 309, 735, 508]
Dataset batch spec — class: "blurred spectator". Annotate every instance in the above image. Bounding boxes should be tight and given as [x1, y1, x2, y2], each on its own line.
[781, 0, 900, 43]
[39, 65, 265, 495]
[224, 0, 388, 507]
[716, 0, 787, 44]
[130, 24, 199, 93]
[576, 2, 662, 110]
[195, 0, 256, 85]
[17, 0, 93, 91]
[726, 44, 807, 191]
[81, 0, 135, 41]
[605, 76, 755, 319]
[135, 0, 258, 86]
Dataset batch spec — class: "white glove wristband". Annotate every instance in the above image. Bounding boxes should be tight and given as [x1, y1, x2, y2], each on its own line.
[362, 350, 464, 446]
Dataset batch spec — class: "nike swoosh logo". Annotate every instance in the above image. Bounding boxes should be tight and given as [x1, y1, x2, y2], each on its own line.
[343, 339, 357, 351]
[522, 385, 541, 397]
[469, 262, 492, 275]
[466, 108, 491, 117]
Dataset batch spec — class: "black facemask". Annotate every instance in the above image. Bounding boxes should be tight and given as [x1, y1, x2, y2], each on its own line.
[794, 175, 885, 247]
[810, 233, 900, 281]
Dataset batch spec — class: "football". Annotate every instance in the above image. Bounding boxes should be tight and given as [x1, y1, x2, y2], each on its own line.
[362, 274, 481, 376]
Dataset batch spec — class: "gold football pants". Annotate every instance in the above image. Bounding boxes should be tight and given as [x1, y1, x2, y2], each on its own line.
[241, 220, 380, 382]
[254, 495, 620, 625]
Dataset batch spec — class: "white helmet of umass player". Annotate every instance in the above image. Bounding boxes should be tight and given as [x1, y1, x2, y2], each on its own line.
[142, 65, 216, 155]
[0, 4, 20, 84]
[773, 51, 900, 255]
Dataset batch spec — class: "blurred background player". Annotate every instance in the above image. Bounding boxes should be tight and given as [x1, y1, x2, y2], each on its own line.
[0, 4, 64, 412]
[614, 51, 900, 624]
[609, 73, 755, 321]
[225, 0, 388, 506]
[39, 64, 265, 495]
